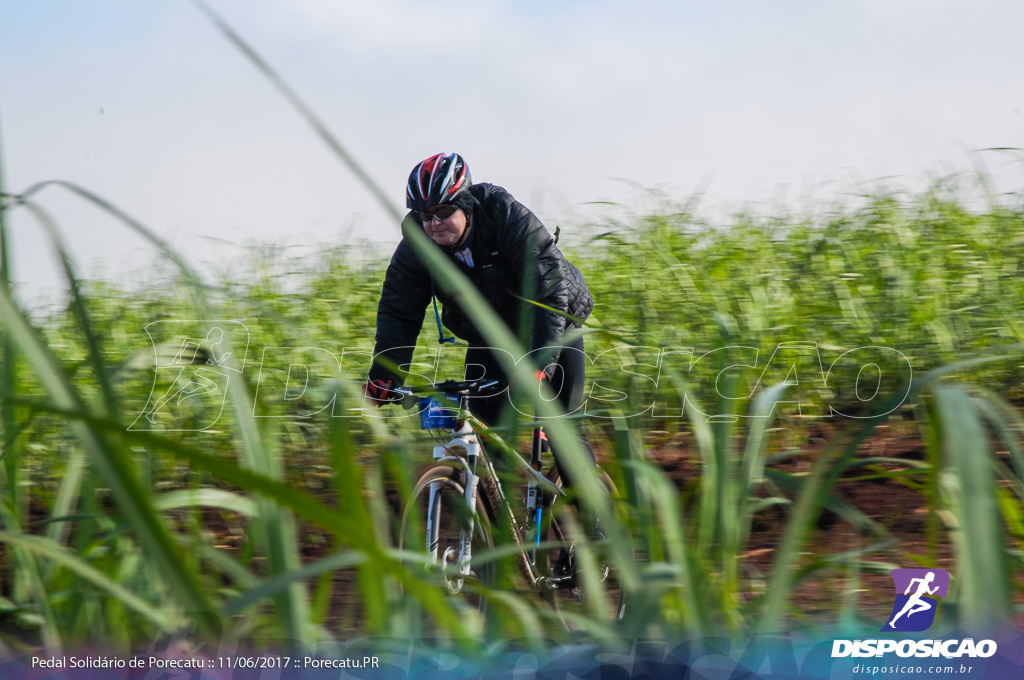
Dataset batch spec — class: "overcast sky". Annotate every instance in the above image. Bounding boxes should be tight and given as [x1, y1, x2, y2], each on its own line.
[2, 0, 1022, 302]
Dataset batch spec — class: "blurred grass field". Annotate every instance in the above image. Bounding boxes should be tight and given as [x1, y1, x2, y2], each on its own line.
[1, 9, 1023, 657]
[2, 169, 1022, 655]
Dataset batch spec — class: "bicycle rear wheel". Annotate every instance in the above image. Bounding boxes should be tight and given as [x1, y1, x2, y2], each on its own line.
[398, 465, 493, 630]
[536, 467, 625, 625]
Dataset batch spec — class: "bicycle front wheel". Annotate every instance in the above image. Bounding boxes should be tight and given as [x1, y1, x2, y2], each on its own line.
[398, 465, 494, 628]
[536, 467, 625, 625]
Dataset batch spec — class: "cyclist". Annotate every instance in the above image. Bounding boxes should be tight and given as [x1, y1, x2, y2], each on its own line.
[362, 152, 597, 484]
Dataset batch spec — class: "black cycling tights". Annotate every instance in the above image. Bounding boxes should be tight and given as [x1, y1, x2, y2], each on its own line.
[461, 335, 597, 488]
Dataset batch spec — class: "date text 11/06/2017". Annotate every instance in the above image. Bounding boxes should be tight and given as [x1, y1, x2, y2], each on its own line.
[31, 656, 380, 671]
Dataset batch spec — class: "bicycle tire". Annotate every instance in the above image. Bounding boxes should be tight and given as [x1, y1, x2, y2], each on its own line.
[398, 464, 494, 629]
[535, 467, 625, 625]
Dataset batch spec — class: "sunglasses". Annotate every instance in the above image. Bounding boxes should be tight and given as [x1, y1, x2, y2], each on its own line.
[416, 204, 459, 224]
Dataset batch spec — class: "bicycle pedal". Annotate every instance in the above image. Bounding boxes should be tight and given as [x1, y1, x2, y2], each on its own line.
[551, 547, 575, 575]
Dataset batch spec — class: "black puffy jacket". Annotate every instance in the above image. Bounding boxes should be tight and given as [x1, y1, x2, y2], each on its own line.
[369, 183, 593, 384]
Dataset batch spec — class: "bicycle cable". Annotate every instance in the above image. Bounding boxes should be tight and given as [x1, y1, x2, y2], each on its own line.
[430, 276, 456, 345]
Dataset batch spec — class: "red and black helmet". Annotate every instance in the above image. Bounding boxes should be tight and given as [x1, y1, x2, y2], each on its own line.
[406, 153, 472, 211]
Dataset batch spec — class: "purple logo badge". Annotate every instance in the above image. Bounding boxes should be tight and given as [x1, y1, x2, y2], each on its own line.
[882, 568, 949, 632]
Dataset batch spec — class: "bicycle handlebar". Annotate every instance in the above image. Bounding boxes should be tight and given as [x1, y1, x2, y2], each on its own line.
[392, 378, 507, 406]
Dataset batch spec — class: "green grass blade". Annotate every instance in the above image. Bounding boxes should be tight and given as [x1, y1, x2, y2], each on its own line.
[633, 459, 712, 635]
[10, 175, 320, 644]
[0, 393, 371, 541]
[223, 551, 366, 617]
[44, 449, 87, 554]
[0, 286, 218, 634]
[14, 198, 120, 415]
[0, 505, 62, 651]
[153, 489, 259, 516]
[327, 410, 388, 633]
[0, 109, 28, 619]
[756, 434, 849, 634]
[931, 385, 1011, 629]
[231, 379, 312, 646]
[0, 531, 177, 631]
[970, 388, 1024, 486]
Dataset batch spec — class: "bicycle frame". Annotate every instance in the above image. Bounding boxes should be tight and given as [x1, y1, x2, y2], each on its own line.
[403, 381, 566, 594]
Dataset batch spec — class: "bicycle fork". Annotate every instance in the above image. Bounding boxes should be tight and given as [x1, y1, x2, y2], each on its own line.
[427, 427, 481, 594]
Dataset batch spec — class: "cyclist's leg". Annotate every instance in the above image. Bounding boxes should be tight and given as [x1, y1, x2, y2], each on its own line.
[462, 345, 510, 428]
[545, 335, 597, 489]
[462, 345, 524, 480]
[462, 339, 597, 483]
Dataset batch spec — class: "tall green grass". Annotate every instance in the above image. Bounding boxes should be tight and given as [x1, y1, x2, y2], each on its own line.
[1, 7, 1023, 656]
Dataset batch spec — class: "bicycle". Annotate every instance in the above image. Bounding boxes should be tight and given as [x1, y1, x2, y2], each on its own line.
[390, 378, 624, 629]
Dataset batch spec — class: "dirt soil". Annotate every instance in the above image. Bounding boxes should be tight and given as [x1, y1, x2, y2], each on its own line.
[310, 421, 959, 636]
[0, 420, 998, 644]
[650, 428, 935, 615]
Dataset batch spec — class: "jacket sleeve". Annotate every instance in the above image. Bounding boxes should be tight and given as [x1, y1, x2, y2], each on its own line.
[368, 240, 432, 385]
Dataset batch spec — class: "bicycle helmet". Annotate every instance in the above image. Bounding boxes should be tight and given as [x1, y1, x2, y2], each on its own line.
[406, 153, 472, 211]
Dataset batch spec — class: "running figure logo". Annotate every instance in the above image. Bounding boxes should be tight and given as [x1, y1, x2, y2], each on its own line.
[882, 568, 950, 632]
[130, 320, 249, 432]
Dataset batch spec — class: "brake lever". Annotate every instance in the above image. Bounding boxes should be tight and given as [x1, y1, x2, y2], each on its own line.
[391, 388, 419, 410]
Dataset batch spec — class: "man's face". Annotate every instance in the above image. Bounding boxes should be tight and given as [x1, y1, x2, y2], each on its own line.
[420, 206, 467, 247]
